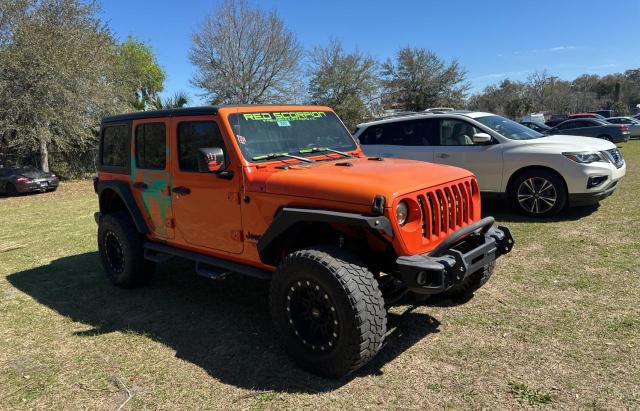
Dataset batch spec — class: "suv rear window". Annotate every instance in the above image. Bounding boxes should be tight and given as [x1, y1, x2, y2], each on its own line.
[101, 124, 129, 167]
[135, 123, 166, 170]
[359, 119, 439, 146]
[178, 121, 225, 172]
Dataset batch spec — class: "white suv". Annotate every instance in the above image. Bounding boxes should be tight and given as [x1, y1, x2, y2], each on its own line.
[356, 111, 626, 217]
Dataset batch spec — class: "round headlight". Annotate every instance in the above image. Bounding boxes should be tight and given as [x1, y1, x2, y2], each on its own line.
[396, 201, 408, 226]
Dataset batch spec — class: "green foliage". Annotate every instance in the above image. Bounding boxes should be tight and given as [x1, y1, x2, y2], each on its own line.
[471, 69, 640, 117]
[612, 101, 629, 116]
[116, 36, 166, 110]
[381, 47, 469, 111]
[149, 91, 190, 110]
[0, 0, 124, 172]
[307, 39, 380, 131]
[508, 382, 553, 405]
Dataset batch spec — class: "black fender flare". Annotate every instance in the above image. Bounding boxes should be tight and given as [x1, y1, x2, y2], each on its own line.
[96, 180, 150, 234]
[257, 207, 393, 266]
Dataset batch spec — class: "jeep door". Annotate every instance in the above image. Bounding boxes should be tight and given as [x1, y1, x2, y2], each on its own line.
[169, 117, 243, 254]
[358, 119, 436, 162]
[431, 118, 503, 192]
[131, 119, 175, 239]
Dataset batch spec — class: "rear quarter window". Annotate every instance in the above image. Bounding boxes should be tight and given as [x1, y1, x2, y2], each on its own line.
[101, 124, 130, 168]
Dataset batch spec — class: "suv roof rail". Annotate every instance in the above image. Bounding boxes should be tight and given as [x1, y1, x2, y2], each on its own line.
[372, 111, 418, 121]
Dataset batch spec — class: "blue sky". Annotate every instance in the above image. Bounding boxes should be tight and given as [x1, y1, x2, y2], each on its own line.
[99, 0, 640, 105]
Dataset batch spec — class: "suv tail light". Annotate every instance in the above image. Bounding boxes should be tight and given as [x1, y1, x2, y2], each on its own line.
[16, 177, 32, 183]
[619, 125, 630, 132]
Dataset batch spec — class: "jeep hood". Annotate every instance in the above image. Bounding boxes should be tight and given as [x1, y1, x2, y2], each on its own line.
[258, 157, 473, 206]
[521, 134, 617, 151]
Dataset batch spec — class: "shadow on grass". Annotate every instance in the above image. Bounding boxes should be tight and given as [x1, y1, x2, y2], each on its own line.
[7, 252, 440, 393]
[481, 196, 600, 223]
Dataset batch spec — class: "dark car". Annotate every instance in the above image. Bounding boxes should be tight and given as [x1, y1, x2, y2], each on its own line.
[549, 118, 631, 143]
[606, 117, 640, 139]
[589, 110, 615, 118]
[0, 166, 59, 195]
[569, 113, 606, 120]
[520, 121, 552, 134]
[545, 114, 569, 127]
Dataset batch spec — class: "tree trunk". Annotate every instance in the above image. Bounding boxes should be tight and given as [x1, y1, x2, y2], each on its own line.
[39, 139, 49, 172]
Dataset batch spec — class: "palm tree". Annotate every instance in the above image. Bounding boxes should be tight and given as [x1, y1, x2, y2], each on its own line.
[148, 91, 190, 110]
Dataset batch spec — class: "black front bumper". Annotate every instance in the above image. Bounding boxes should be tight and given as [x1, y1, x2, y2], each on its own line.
[396, 217, 514, 295]
[569, 182, 618, 206]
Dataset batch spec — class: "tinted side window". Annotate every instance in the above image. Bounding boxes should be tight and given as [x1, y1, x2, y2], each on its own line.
[558, 121, 578, 130]
[359, 122, 421, 146]
[102, 124, 129, 167]
[178, 121, 225, 172]
[418, 118, 440, 145]
[136, 123, 166, 170]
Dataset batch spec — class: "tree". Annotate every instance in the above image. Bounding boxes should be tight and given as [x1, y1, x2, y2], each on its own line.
[0, 0, 122, 172]
[149, 91, 190, 110]
[116, 36, 166, 110]
[381, 47, 469, 111]
[189, 0, 302, 104]
[468, 79, 531, 118]
[307, 39, 380, 130]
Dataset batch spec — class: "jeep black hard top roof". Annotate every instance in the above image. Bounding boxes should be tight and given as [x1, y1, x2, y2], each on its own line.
[101, 104, 312, 124]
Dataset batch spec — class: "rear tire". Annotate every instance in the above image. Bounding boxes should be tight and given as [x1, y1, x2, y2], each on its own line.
[6, 183, 18, 196]
[510, 169, 567, 217]
[442, 261, 495, 298]
[269, 246, 387, 378]
[97, 211, 154, 287]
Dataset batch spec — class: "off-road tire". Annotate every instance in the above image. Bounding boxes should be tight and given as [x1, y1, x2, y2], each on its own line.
[269, 246, 387, 378]
[442, 261, 496, 298]
[510, 169, 567, 217]
[97, 210, 154, 287]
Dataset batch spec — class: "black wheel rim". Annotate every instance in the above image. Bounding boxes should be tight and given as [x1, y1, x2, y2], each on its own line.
[286, 280, 339, 352]
[104, 231, 125, 273]
[517, 177, 557, 214]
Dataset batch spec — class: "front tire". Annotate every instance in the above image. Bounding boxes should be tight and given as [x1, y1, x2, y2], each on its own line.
[511, 170, 567, 217]
[269, 246, 387, 378]
[97, 211, 154, 287]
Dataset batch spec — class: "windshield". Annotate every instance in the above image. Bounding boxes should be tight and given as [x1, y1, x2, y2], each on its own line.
[475, 115, 545, 140]
[227, 111, 357, 162]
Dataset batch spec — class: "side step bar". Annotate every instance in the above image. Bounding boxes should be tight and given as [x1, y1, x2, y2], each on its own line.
[143, 242, 272, 280]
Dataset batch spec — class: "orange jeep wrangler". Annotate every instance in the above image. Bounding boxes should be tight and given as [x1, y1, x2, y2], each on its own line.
[94, 105, 514, 377]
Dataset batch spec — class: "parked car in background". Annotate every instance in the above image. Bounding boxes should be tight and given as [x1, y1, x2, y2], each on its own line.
[545, 114, 569, 127]
[357, 111, 626, 217]
[569, 113, 606, 120]
[520, 121, 552, 134]
[605, 117, 640, 139]
[589, 110, 615, 118]
[549, 118, 631, 143]
[633, 113, 640, 121]
[0, 166, 59, 195]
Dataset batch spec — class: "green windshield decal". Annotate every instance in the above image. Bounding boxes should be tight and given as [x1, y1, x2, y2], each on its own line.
[242, 111, 327, 122]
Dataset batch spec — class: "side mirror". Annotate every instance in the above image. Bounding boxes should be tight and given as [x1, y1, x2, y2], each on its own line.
[472, 132, 492, 144]
[198, 147, 225, 173]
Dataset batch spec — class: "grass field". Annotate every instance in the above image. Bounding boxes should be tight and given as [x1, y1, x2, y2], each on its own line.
[1, 144, 639, 410]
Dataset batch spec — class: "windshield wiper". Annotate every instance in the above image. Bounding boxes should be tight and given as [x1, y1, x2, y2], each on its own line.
[299, 147, 354, 158]
[251, 152, 314, 163]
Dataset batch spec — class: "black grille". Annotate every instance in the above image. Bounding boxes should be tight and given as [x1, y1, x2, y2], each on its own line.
[604, 148, 624, 169]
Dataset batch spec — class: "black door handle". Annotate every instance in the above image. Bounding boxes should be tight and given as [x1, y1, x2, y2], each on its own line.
[133, 182, 148, 189]
[172, 186, 191, 195]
